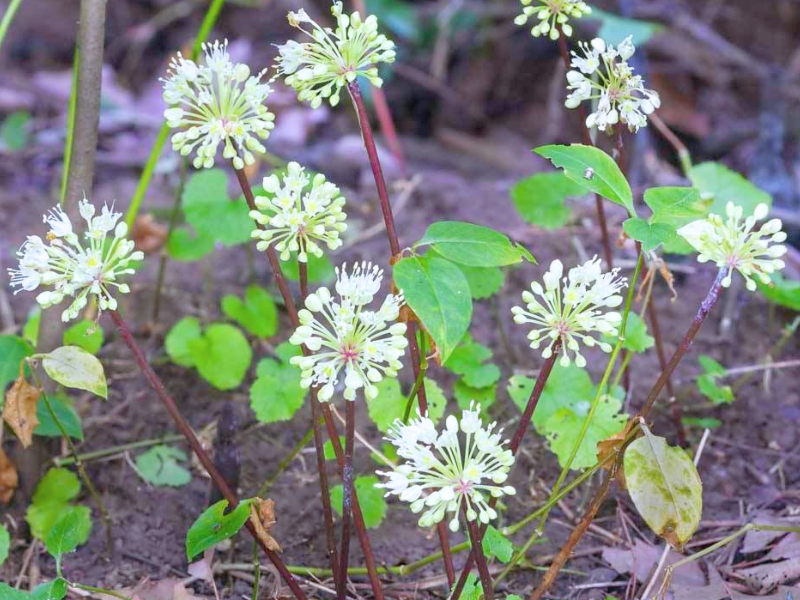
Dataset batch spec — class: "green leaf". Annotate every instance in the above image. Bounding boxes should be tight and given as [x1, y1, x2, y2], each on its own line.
[330, 476, 386, 528]
[186, 499, 253, 561]
[23, 307, 41, 347]
[367, 377, 445, 432]
[535, 144, 634, 215]
[35, 395, 84, 440]
[165, 317, 202, 368]
[511, 172, 585, 230]
[456, 264, 505, 300]
[366, 0, 420, 41]
[62, 320, 104, 355]
[41, 346, 107, 399]
[453, 380, 496, 410]
[422, 378, 447, 423]
[135, 445, 192, 487]
[0, 111, 31, 150]
[250, 343, 307, 423]
[624, 426, 703, 549]
[0, 524, 9, 567]
[445, 338, 493, 375]
[0, 335, 33, 394]
[482, 525, 513, 563]
[758, 273, 800, 312]
[451, 573, 482, 600]
[688, 162, 772, 217]
[32, 468, 81, 506]
[682, 417, 722, 430]
[623, 217, 676, 253]
[604, 313, 654, 353]
[188, 324, 252, 390]
[31, 579, 68, 600]
[415, 221, 535, 267]
[323, 436, 346, 461]
[28, 503, 91, 547]
[167, 225, 215, 262]
[394, 255, 472, 364]
[644, 187, 706, 228]
[45, 510, 91, 558]
[698, 355, 726, 376]
[222, 285, 278, 338]
[283, 253, 336, 284]
[463, 364, 501, 389]
[587, 7, 662, 45]
[697, 375, 734, 405]
[183, 169, 252, 246]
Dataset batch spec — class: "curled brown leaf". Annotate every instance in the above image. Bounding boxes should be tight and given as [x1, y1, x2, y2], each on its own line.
[250, 497, 282, 553]
[2, 371, 41, 448]
[0, 446, 18, 504]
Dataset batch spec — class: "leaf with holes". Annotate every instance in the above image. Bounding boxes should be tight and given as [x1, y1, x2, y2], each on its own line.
[394, 255, 472, 364]
[624, 425, 703, 549]
[623, 218, 677, 253]
[222, 285, 278, 338]
[535, 144, 634, 215]
[136, 445, 192, 487]
[330, 476, 387, 528]
[41, 346, 107, 400]
[415, 221, 535, 267]
[186, 499, 254, 561]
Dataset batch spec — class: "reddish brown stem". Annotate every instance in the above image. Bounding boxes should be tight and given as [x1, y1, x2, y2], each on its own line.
[108, 310, 307, 600]
[298, 261, 309, 300]
[646, 299, 686, 445]
[465, 512, 494, 600]
[338, 400, 356, 600]
[348, 79, 456, 584]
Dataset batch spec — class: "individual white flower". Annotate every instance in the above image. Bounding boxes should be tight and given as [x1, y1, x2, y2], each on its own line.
[514, 0, 591, 40]
[162, 39, 276, 170]
[376, 403, 516, 532]
[275, 2, 396, 108]
[289, 262, 407, 401]
[8, 199, 143, 322]
[565, 36, 660, 133]
[249, 162, 347, 262]
[511, 257, 627, 367]
[678, 202, 787, 291]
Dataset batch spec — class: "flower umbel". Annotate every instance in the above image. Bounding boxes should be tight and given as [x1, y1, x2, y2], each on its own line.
[512, 257, 627, 367]
[376, 404, 516, 532]
[8, 199, 143, 322]
[289, 262, 407, 401]
[275, 2, 396, 108]
[249, 162, 347, 262]
[678, 202, 787, 291]
[565, 37, 660, 132]
[514, 0, 591, 40]
[162, 39, 275, 170]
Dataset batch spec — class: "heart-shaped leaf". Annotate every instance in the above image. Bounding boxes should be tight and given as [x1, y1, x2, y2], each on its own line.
[623, 217, 677, 253]
[222, 285, 278, 338]
[187, 324, 252, 390]
[183, 169, 252, 246]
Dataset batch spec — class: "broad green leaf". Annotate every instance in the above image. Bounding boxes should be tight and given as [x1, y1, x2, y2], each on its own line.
[535, 144, 634, 215]
[451, 573, 482, 600]
[604, 313, 654, 353]
[188, 324, 252, 390]
[394, 255, 472, 364]
[23, 307, 41, 347]
[330, 475, 386, 528]
[422, 378, 447, 422]
[35, 395, 84, 440]
[415, 221, 535, 267]
[186, 499, 253, 561]
[482, 525, 513, 563]
[697, 374, 734, 405]
[28, 504, 91, 547]
[167, 225, 215, 262]
[41, 346, 107, 400]
[27, 470, 88, 541]
[165, 317, 202, 368]
[758, 273, 800, 312]
[624, 426, 703, 549]
[284, 253, 336, 284]
[45, 510, 91, 559]
[0, 111, 31, 150]
[367, 377, 445, 432]
[456, 264, 505, 300]
[445, 338, 493, 375]
[511, 172, 585, 230]
[644, 187, 706, 228]
[63, 320, 104, 355]
[623, 217, 676, 253]
[698, 355, 726, 376]
[222, 285, 278, 338]
[366, 0, 420, 41]
[0, 335, 33, 393]
[0, 524, 9, 567]
[136, 445, 192, 487]
[688, 162, 772, 217]
[453, 380, 496, 410]
[587, 7, 662, 45]
[32, 579, 68, 600]
[183, 169, 252, 246]
[250, 343, 307, 423]
[323, 436, 346, 461]
[463, 364, 501, 388]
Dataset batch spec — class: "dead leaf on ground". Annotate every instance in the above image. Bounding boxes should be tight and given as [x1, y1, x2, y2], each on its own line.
[250, 497, 282, 552]
[741, 514, 800, 554]
[3, 371, 41, 447]
[187, 548, 215, 584]
[0, 446, 19, 504]
[602, 539, 705, 588]
[735, 558, 800, 592]
[132, 214, 168, 254]
[89, 578, 208, 600]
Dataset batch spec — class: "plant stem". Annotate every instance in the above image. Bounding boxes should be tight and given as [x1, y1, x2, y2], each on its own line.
[649, 112, 692, 176]
[402, 334, 427, 423]
[52, 434, 184, 466]
[338, 400, 356, 600]
[60, 49, 79, 204]
[71, 583, 132, 600]
[0, 0, 23, 52]
[347, 78, 455, 585]
[123, 0, 227, 227]
[465, 512, 493, 600]
[108, 310, 308, 600]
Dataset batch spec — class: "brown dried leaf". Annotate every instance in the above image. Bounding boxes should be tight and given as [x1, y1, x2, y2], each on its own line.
[597, 418, 638, 471]
[250, 497, 282, 553]
[3, 373, 41, 447]
[132, 214, 168, 254]
[0, 446, 19, 504]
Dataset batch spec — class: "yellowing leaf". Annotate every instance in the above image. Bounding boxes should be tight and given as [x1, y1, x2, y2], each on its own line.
[41, 346, 107, 400]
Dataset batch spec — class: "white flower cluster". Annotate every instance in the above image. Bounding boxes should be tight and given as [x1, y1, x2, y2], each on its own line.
[8, 200, 143, 322]
[514, 0, 591, 39]
[275, 2, 396, 108]
[512, 257, 627, 367]
[289, 262, 407, 401]
[565, 37, 660, 132]
[162, 40, 276, 170]
[376, 404, 516, 532]
[678, 202, 787, 291]
[250, 162, 347, 262]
